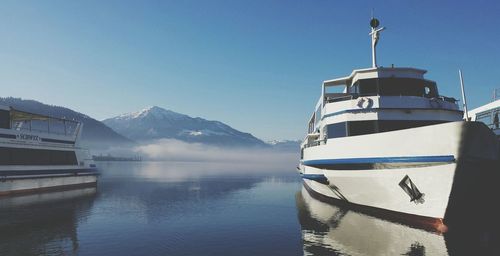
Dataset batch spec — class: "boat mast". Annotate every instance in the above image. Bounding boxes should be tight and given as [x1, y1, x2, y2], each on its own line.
[459, 69, 470, 121]
[369, 17, 385, 68]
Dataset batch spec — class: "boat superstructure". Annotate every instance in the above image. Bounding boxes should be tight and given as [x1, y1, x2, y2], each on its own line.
[299, 18, 499, 232]
[0, 105, 98, 196]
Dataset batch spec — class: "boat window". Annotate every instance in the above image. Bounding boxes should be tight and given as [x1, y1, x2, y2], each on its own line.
[355, 79, 378, 96]
[49, 119, 67, 134]
[476, 112, 491, 126]
[353, 78, 438, 98]
[308, 113, 315, 134]
[326, 122, 347, 138]
[0, 110, 9, 129]
[379, 78, 421, 96]
[324, 85, 351, 103]
[476, 108, 500, 129]
[315, 107, 321, 125]
[495, 111, 500, 129]
[348, 121, 378, 136]
[326, 120, 449, 139]
[31, 119, 49, 133]
[0, 147, 77, 165]
[8, 110, 80, 136]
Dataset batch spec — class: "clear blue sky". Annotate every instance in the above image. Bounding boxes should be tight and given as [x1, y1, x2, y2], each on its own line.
[1, 0, 499, 141]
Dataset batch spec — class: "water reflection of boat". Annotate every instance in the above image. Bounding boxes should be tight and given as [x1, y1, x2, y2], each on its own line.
[296, 185, 448, 255]
[0, 187, 97, 255]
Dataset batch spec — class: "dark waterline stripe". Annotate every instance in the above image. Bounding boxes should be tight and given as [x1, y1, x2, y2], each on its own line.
[0, 133, 16, 139]
[0, 181, 97, 197]
[0, 168, 98, 176]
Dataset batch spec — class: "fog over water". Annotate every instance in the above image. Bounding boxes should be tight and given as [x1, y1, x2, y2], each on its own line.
[103, 139, 299, 169]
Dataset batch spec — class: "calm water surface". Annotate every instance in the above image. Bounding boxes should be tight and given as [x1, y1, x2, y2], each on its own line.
[1, 161, 499, 255]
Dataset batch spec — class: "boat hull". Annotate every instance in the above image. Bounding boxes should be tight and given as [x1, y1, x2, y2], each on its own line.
[0, 172, 97, 196]
[303, 175, 450, 232]
[300, 121, 499, 231]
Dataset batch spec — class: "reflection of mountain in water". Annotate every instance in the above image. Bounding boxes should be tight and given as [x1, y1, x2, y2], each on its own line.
[96, 162, 267, 222]
[296, 185, 448, 255]
[0, 188, 97, 255]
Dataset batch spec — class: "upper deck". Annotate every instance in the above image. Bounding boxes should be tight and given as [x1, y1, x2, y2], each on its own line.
[0, 105, 81, 148]
[305, 67, 463, 138]
[321, 67, 457, 105]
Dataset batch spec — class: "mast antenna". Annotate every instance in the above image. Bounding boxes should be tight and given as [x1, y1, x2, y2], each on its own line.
[459, 69, 470, 121]
[369, 15, 386, 68]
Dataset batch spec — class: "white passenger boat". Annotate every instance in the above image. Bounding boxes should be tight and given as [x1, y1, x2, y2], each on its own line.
[299, 18, 499, 232]
[0, 105, 98, 196]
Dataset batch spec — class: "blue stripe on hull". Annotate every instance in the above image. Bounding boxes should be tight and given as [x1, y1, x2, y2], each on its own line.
[301, 174, 326, 180]
[302, 155, 455, 167]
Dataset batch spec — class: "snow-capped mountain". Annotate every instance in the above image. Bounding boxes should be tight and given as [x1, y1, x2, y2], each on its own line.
[103, 106, 267, 147]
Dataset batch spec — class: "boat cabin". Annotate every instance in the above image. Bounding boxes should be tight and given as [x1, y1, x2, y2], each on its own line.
[0, 105, 80, 137]
[303, 67, 462, 148]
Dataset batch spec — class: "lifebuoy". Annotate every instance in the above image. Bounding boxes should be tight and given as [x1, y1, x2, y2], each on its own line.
[357, 97, 373, 108]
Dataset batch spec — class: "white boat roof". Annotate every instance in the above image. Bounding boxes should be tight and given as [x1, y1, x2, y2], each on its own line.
[323, 67, 428, 87]
[469, 99, 500, 117]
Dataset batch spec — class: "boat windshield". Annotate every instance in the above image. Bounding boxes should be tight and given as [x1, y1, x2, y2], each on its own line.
[1, 109, 80, 136]
[352, 78, 438, 98]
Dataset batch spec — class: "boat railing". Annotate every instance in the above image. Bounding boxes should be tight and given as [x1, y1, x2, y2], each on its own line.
[475, 107, 500, 130]
[437, 96, 458, 104]
[324, 93, 459, 105]
[325, 93, 358, 103]
[304, 140, 321, 148]
[302, 132, 323, 148]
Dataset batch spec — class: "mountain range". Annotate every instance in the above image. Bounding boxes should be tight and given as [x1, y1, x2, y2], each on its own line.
[103, 106, 268, 147]
[1, 98, 296, 149]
